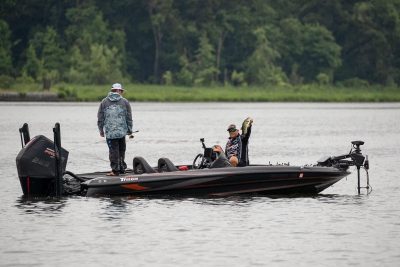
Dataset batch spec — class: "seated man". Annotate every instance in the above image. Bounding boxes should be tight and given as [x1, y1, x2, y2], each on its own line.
[225, 118, 253, 167]
[210, 145, 231, 168]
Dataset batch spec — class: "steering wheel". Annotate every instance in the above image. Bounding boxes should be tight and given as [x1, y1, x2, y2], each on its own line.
[192, 153, 206, 169]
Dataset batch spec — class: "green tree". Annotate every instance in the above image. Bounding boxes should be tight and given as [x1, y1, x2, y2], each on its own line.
[0, 0, 73, 78]
[65, 5, 109, 54]
[222, 1, 278, 83]
[245, 28, 287, 85]
[193, 33, 219, 86]
[147, 0, 176, 83]
[66, 44, 123, 84]
[0, 20, 13, 75]
[302, 23, 342, 82]
[65, 5, 125, 84]
[186, 0, 240, 82]
[275, 18, 305, 84]
[176, 52, 194, 86]
[278, 18, 341, 83]
[23, 43, 42, 80]
[344, 0, 400, 84]
[298, 0, 400, 84]
[66, 45, 86, 83]
[2, 0, 400, 86]
[23, 26, 65, 89]
[87, 44, 123, 84]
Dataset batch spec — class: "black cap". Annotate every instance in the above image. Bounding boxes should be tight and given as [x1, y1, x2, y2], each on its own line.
[227, 124, 237, 132]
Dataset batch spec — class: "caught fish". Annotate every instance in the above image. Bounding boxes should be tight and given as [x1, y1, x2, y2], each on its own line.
[241, 117, 253, 135]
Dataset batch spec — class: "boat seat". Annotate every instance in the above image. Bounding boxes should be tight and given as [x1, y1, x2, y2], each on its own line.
[157, 158, 179, 172]
[133, 157, 157, 174]
[210, 153, 232, 168]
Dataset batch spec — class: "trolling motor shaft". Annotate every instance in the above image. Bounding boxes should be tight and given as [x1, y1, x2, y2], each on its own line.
[350, 141, 371, 194]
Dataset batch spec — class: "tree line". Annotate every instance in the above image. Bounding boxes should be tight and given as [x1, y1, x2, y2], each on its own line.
[1, 0, 399, 89]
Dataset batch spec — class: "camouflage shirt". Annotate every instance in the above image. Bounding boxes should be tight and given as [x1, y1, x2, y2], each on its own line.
[225, 135, 242, 159]
[97, 92, 133, 139]
[225, 125, 252, 165]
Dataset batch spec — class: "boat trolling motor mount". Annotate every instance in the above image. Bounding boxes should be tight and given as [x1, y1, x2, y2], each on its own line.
[317, 140, 371, 194]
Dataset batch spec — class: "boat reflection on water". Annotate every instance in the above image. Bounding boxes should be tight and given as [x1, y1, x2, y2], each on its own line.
[15, 196, 67, 214]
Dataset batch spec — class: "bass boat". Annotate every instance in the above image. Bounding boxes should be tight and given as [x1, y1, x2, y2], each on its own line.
[16, 123, 371, 197]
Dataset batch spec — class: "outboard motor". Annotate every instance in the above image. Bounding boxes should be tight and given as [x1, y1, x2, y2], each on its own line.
[16, 124, 68, 196]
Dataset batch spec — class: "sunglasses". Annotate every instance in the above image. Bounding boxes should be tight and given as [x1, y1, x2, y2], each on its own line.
[228, 129, 237, 133]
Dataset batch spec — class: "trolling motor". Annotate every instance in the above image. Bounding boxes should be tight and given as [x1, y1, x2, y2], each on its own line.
[317, 141, 371, 194]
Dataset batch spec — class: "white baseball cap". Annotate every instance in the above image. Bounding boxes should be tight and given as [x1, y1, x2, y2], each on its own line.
[111, 83, 124, 91]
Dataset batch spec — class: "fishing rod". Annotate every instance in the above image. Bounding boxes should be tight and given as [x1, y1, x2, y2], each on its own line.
[74, 130, 141, 164]
[128, 130, 139, 139]
[94, 130, 140, 143]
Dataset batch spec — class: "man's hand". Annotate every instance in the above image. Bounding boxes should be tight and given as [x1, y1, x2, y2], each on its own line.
[249, 117, 254, 125]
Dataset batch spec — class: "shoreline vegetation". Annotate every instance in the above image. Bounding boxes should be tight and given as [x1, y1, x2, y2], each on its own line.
[2, 2, 400, 101]
[1, 83, 400, 102]
[2, 2, 400, 104]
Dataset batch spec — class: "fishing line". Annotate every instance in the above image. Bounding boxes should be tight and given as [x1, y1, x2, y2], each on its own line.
[86, 130, 140, 161]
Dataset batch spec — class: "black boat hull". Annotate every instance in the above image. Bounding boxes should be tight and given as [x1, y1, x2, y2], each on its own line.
[81, 165, 349, 197]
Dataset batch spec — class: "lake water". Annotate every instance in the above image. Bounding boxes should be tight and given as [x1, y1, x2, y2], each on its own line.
[0, 102, 399, 266]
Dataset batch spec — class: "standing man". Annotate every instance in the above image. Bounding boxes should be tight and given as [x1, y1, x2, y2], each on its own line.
[97, 83, 133, 176]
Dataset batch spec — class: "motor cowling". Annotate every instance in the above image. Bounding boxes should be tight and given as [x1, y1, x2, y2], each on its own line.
[16, 135, 68, 196]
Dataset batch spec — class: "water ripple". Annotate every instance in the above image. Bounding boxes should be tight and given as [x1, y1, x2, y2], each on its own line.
[1, 102, 400, 266]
